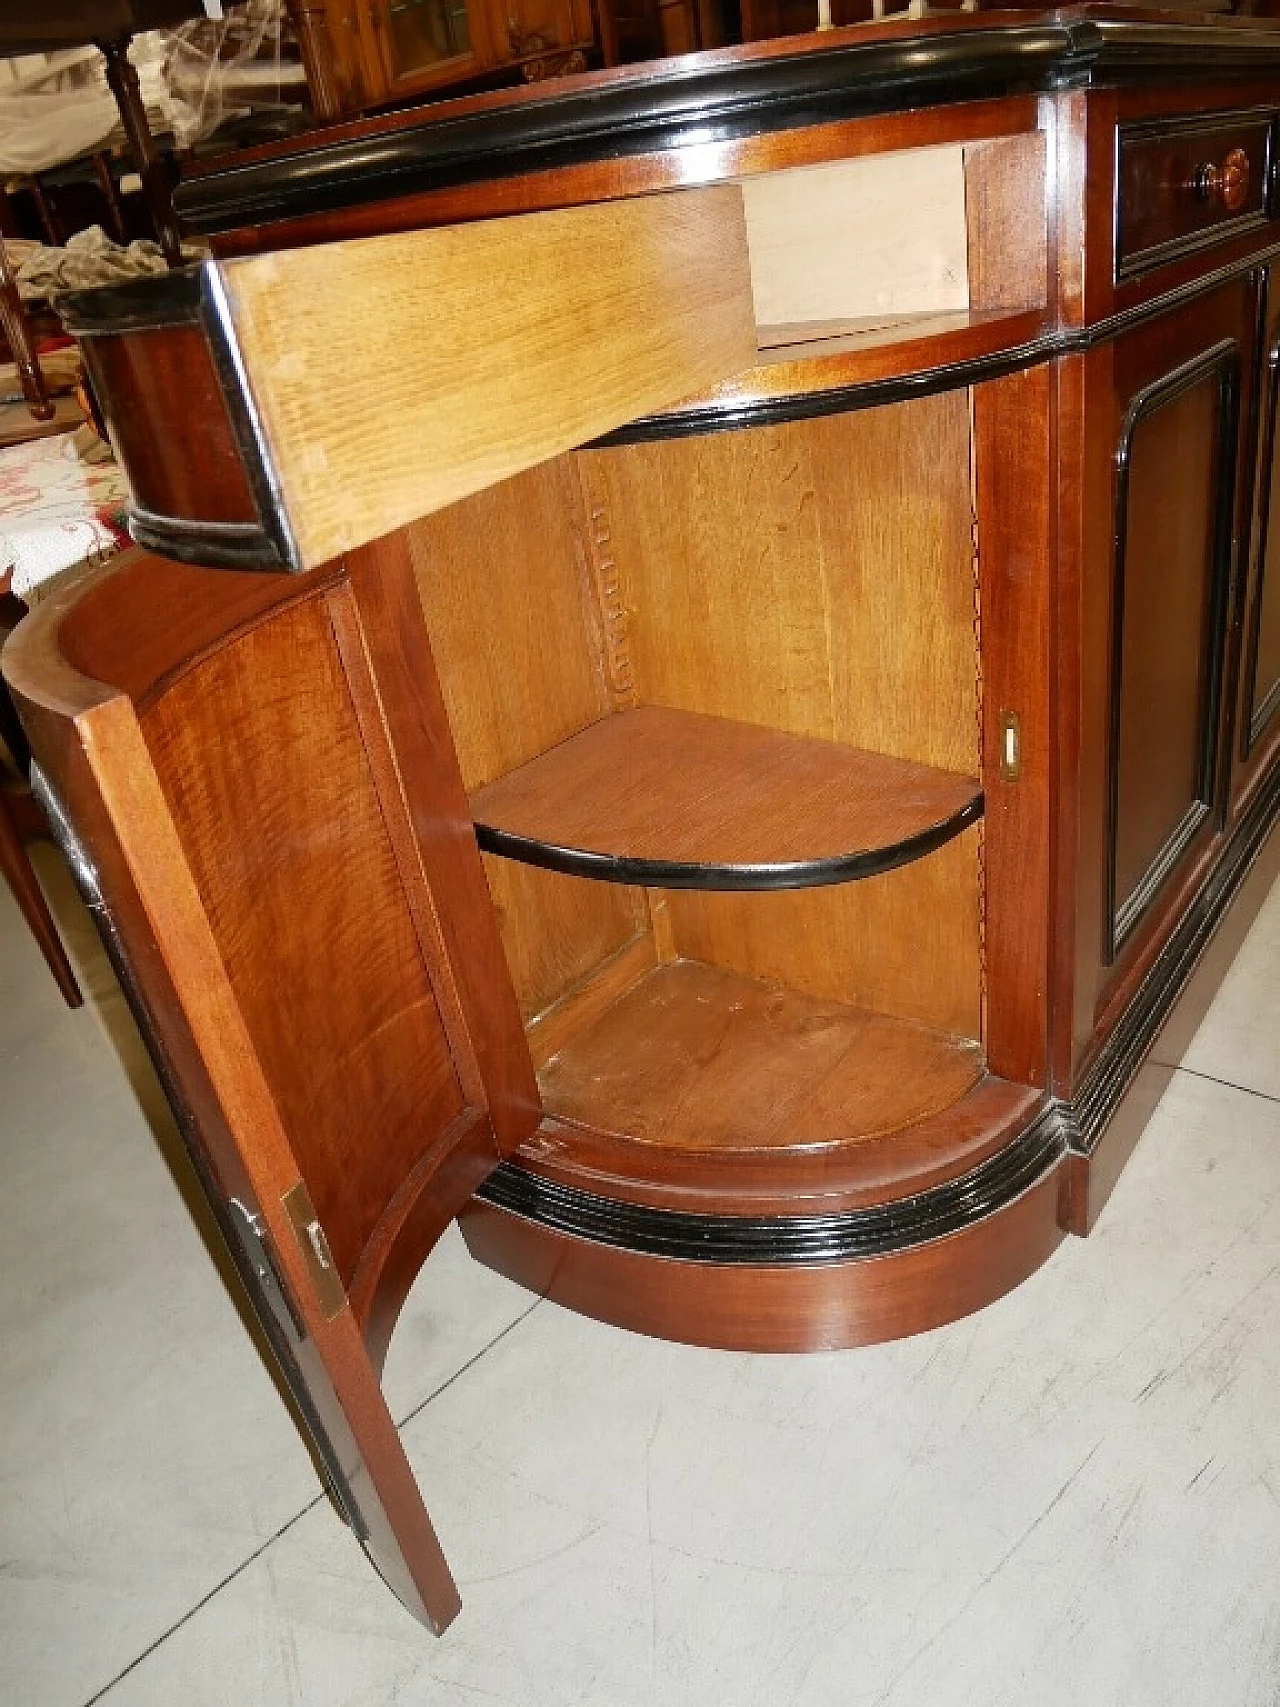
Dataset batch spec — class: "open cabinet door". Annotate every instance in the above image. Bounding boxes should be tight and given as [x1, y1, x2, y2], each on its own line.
[4, 540, 542, 1632]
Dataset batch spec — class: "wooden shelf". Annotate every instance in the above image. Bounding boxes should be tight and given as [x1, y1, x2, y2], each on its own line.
[470, 706, 982, 890]
[637, 308, 1055, 434]
[538, 958, 984, 1152]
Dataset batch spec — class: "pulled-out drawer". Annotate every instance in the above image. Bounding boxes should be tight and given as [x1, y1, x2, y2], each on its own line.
[1116, 109, 1275, 281]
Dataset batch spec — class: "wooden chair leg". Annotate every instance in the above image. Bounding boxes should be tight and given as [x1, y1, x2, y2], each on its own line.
[96, 35, 183, 268]
[0, 234, 55, 423]
[0, 786, 82, 1008]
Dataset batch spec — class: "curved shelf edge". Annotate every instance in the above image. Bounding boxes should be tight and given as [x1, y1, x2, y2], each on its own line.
[474, 791, 984, 890]
[470, 706, 984, 892]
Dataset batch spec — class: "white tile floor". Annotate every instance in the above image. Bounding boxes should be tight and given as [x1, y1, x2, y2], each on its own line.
[3, 844, 1280, 1707]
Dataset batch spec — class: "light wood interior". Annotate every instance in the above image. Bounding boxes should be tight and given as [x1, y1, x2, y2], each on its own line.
[406, 390, 984, 1146]
[742, 147, 971, 335]
[219, 185, 757, 569]
[741, 130, 1048, 353]
[211, 137, 1044, 574]
[539, 959, 985, 1151]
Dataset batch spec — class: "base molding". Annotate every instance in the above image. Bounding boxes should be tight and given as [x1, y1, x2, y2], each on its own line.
[1061, 768, 1280, 1233]
[461, 1164, 1066, 1352]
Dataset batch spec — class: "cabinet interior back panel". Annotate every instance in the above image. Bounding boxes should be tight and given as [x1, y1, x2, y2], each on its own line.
[407, 460, 644, 1020]
[406, 460, 608, 788]
[480, 855, 647, 1023]
[661, 833, 981, 1039]
[579, 395, 982, 1036]
[740, 146, 970, 331]
[580, 396, 978, 769]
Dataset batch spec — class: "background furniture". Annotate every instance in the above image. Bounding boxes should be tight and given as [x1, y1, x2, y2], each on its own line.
[291, 0, 695, 110]
[0, 431, 127, 1003]
[10, 3, 1280, 1632]
[0, 237, 54, 421]
[0, 0, 257, 264]
[0, 761, 81, 1008]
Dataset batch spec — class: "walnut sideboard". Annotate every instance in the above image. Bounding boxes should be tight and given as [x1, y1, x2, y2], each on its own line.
[6, 7, 1280, 1631]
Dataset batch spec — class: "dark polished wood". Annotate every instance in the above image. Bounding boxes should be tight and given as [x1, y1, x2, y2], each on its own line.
[81, 326, 259, 532]
[973, 362, 1054, 1089]
[1106, 333, 1238, 961]
[1235, 266, 1280, 815]
[460, 1154, 1066, 1352]
[1116, 111, 1272, 280]
[1062, 280, 1257, 1086]
[0, 238, 55, 423]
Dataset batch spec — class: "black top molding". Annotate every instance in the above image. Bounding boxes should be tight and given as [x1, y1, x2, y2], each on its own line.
[57, 266, 203, 336]
[175, 16, 1280, 237]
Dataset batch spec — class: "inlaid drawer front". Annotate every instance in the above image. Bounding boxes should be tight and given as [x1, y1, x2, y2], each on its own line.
[1116, 111, 1274, 281]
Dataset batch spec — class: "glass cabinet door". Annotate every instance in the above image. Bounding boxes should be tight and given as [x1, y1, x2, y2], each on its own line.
[385, 0, 474, 76]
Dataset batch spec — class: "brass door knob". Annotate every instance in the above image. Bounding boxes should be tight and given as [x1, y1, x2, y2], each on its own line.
[1192, 147, 1251, 212]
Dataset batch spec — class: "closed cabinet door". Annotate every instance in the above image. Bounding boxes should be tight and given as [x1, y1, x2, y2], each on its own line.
[371, 0, 497, 98]
[491, 0, 593, 65]
[1234, 265, 1280, 811]
[1076, 282, 1250, 1043]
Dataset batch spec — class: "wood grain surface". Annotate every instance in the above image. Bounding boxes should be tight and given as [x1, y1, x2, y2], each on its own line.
[470, 703, 980, 880]
[580, 401, 978, 769]
[577, 397, 983, 1033]
[459, 1156, 1065, 1353]
[740, 145, 970, 330]
[220, 186, 757, 568]
[963, 130, 1048, 313]
[403, 462, 647, 1020]
[537, 958, 983, 1151]
[141, 595, 470, 1287]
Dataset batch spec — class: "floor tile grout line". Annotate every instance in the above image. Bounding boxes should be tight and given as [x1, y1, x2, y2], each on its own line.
[77, 1499, 325, 1707]
[1171, 1062, 1280, 1107]
[80, 1295, 545, 1707]
[394, 1295, 544, 1433]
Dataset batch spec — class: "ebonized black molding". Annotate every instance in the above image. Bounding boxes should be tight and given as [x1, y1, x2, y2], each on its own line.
[1103, 338, 1240, 966]
[174, 19, 1280, 239]
[1244, 327, 1280, 756]
[599, 244, 1280, 446]
[473, 745, 1280, 1266]
[58, 268, 204, 335]
[474, 1106, 1063, 1265]
[473, 791, 983, 891]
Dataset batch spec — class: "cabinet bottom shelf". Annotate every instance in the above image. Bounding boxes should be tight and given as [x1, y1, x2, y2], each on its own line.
[536, 957, 984, 1153]
[462, 956, 1064, 1350]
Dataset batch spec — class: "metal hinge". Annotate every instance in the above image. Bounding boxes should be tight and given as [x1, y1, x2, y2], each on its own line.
[229, 1198, 307, 1339]
[280, 1181, 347, 1321]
